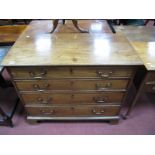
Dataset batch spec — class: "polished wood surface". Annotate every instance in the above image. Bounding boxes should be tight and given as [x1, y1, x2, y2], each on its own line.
[116, 26, 155, 70]
[2, 20, 142, 66]
[0, 25, 27, 43]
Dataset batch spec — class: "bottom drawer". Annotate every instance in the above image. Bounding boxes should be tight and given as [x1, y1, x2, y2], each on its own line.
[25, 105, 120, 117]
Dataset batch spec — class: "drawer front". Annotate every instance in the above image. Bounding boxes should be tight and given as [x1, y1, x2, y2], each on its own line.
[145, 72, 155, 82]
[144, 72, 155, 93]
[10, 67, 133, 79]
[21, 92, 125, 105]
[143, 84, 155, 93]
[26, 105, 120, 117]
[15, 79, 129, 91]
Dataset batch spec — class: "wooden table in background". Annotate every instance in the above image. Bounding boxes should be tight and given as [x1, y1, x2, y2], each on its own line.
[116, 26, 155, 117]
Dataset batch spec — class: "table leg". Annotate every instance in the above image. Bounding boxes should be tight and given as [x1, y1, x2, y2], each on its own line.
[0, 97, 19, 127]
[50, 19, 59, 33]
[72, 20, 89, 33]
[106, 20, 116, 33]
[124, 74, 147, 118]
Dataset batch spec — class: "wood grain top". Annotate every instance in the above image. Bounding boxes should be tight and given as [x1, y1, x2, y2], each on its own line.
[0, 25, 27, 43]
[2, 20, 142, 66]
[116, 26, 155, 70]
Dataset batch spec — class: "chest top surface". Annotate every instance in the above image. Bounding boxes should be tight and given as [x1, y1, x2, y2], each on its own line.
[2, 20, 142, 66]
[116, 26, 155, 70]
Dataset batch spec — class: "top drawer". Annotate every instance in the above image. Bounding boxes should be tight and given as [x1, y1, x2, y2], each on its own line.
[9, 66, 133, 79]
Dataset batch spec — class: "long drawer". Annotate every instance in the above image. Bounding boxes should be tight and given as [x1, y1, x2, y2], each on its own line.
[21, 91, 125, 105]
[15, 79, 129, 91]
[10, 66, 133, 79]
[26, 105, 120, 117]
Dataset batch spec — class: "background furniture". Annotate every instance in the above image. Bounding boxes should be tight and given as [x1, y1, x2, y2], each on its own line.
[51, 20, 116, 33]
[0, 25, 27, 44]
[0, 46, 19, 127]
[0, 25, 26, 126]
[2, 20, 142, 124]
[115, 26, 155, 117]
[51, 20, 89, 33]
[144, 20, 155, 26]
[112, 19, 145, 26]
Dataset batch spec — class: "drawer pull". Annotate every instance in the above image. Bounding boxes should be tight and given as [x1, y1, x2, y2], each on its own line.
[92, 109, 105, 115]
[96, 83, 112, 90]
[33, 84, 50, 91]
[37, 97, 52, 104]
[97, 71, 113, 78]
[44, 84, 50, 89]
[93, 97, 108, 103]
[38, 97, 43, 102]
[29, 70, 47, 79]
[41, 109, 55, 115]
[71, 107, 75, 110]
[33, 84, 40, 89]
[70, 68, 73, 74]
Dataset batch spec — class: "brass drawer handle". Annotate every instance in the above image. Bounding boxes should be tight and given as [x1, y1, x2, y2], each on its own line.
[38, 97, 43, 102]
[33, 84, 50, 91]
[97, 71, 113, 78]
[37, 97, 53, 104]
[44, 83, 50, 89]
[70, 68, 73, 74]
[93, 96, 108, 103]
[71, 107, 75, 110]
[96, 82, 112, 90]
[92, 109, 105, 115]
[29, 70, 47, 79]
[41, 109, 55, 115]
[33, 84, 40, 89]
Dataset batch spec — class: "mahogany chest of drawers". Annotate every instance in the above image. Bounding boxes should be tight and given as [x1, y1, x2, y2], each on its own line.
[2, 20, 142, 124]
